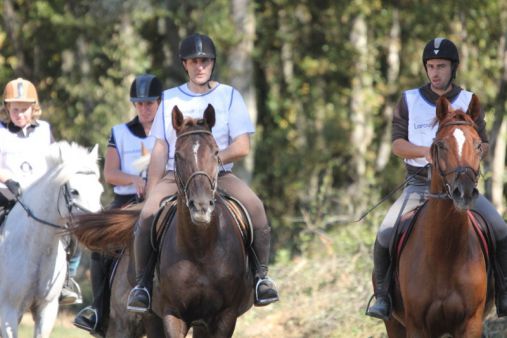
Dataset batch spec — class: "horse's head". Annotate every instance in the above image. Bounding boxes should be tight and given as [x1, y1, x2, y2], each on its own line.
[47, 142, 104, 218]
[173, 104, 219, 224]
[431, 95, 483, 210]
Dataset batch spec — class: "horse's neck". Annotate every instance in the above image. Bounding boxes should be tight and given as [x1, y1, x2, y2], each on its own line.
[424, 199, 471, 255]
[176, 198, 218, 255]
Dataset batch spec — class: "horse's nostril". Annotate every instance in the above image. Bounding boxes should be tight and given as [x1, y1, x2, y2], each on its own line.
[188, 200, 195, 209]
[210, 200, 215, 207]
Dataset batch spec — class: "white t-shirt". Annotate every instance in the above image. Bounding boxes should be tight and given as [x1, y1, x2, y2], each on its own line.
[0, 120, 52, 189]
[151, 83, 255, 171]
[110, 123, 156, 195]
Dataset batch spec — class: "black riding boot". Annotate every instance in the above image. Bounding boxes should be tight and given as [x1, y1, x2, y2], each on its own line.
[74, 252, 111, 335]
[252, 226, 279, 306]
[127, 219, 154, 313]
[495, 236, 507, 317]
[365, 240, 392, 320]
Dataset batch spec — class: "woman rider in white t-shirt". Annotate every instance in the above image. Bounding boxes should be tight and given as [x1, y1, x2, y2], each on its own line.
[0, 78, 82, 306]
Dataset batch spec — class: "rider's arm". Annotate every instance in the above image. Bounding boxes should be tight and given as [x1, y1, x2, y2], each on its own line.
[392, 139, 431, 163]
[0, 169, 11, 183]
[103, 146, 146, 196]
[218, 134, 250, 165]
[145, 138, 168, 197]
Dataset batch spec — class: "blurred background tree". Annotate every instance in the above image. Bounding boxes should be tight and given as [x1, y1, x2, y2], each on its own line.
[1, 0, 506, 258]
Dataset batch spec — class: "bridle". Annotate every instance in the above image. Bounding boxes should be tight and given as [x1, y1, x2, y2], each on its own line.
[173, 129, 219, 208]
[430, 120, 481, 200]
[16, 170, 99, 229]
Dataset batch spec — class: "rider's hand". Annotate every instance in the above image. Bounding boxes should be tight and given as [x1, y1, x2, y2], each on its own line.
[5, 179, 21, 198]
[132, 176, 146, 197]
[424, 147, 432, 164]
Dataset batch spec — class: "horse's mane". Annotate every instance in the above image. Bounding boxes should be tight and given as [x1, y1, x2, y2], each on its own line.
[433, 109, 477, 130]
[22, 141, 99, 207]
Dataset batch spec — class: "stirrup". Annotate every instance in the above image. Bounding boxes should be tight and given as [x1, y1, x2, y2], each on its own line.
[73, 306, 98, 332]
[255, 276, 279, 306]
[60, 278, 83, 305]
[127, 286, 151, 313]
[365, 293, 391, 320]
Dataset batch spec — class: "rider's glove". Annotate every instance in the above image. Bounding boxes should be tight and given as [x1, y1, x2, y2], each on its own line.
[5, 179, 21, 198]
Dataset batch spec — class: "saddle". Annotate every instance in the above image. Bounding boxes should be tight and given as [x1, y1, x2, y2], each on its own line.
[392, 202, 494, 269]
[149, 192, 253, 251]
[0, 199, 16, 227]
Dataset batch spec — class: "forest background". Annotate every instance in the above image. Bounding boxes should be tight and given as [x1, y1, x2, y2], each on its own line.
[3, 0, 507, 337]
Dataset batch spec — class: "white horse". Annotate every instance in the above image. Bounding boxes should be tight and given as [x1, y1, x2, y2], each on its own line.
[0, 141, 103, 338]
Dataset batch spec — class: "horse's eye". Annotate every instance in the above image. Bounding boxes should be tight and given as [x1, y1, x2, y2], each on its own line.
[71, 189, 79, 196]
[436, 141, 446, 150]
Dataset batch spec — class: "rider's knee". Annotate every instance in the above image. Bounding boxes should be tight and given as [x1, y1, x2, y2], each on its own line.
[377, 228, 393, 248]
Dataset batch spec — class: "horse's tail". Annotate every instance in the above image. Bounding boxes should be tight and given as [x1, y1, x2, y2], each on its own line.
[70, 204, 141, 253]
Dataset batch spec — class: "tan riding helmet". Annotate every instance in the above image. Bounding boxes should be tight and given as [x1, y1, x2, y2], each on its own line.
[3, 78, 39, 104]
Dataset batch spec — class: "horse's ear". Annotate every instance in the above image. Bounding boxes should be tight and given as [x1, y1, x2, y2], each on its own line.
[203, 104, 215, 130]
[172, 105, 184, 133]
[467, 94, 481, 122]
[90, 144, 99, 160]
[435, 96, 450, 122]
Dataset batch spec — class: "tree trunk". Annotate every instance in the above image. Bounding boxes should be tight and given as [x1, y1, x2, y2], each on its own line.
[228, 0, 257, 182]
[488, 22, 507, 211]
[376, 8, 400, 171]
[348, 13, 373, 211]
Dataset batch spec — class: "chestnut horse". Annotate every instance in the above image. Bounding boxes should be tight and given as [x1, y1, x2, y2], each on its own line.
[385, 96, 493, 338]
[73, 104, 254, 338]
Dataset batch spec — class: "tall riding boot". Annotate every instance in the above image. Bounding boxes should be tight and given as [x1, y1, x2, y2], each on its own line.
[495, 236, 507, 317]
[365, 240, 392, 320]
[252, 225, 279, 306]
[74, 252, 111, 334]
[127, 219, 154, 313]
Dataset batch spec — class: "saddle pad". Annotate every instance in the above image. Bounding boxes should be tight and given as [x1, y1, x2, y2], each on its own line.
[220, 192, 253, 247]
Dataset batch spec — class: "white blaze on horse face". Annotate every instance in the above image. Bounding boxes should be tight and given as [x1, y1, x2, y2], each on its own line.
[193, 141, 200, 167]
[454, 128, 466, 160]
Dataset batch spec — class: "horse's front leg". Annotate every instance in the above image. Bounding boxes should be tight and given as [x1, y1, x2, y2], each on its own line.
[0, 308, 20, 338]
[205, 309, 238, 338]
[32, 299, 59, 338]
[458, 312, 485, 338]
[384, 317, 406, 338]
[162, 314, 189, 338]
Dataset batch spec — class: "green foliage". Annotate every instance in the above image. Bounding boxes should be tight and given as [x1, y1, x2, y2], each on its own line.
[1, 0, 507, 260]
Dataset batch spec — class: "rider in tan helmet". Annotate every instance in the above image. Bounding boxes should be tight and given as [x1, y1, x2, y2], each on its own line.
[0, 77, 82, 306]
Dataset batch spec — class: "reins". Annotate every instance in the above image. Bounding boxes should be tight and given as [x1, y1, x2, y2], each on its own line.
[13, 170, 98, 230]
[343, 164, 431, 224]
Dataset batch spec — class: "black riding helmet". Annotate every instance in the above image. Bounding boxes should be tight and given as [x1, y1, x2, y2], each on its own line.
[422, 38, 460, 82]
[179, 34, 217, 84]
[178, 33, 216, 60]
[130, 74, 163, 102]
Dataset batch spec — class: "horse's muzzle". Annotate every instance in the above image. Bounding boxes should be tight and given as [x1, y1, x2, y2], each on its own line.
[188, 197, 215, 224]
[451, 178, 479, 210]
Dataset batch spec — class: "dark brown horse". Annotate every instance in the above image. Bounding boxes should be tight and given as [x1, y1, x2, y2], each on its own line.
[73, 104, 254, 338]
[385, 95, 493, 338]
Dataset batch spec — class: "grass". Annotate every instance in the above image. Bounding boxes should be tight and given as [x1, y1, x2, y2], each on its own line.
[20, 221, 507, 337]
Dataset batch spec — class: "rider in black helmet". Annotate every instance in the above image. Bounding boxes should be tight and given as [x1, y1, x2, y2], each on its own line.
[126, 33, 279, 313]
[74, 74, 162, 335]
[366, 37, 507, 321]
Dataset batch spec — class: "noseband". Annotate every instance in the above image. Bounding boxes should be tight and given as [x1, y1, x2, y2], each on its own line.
[431, 120, 481, 199]
[174, 130, 219, 206]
